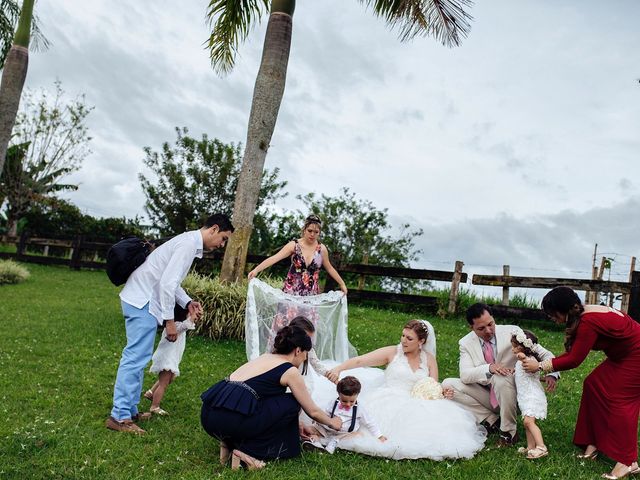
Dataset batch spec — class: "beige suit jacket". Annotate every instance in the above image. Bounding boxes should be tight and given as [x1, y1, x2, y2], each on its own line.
[458, 324, 557, 385]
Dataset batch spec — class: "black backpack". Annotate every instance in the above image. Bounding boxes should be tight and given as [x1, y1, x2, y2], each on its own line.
[106, 236, 155, 286]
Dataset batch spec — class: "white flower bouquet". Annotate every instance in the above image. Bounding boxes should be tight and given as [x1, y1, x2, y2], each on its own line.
[410, 377, 444, 400]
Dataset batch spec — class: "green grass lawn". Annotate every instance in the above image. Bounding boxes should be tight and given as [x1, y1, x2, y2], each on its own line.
[0, 264, 622, 479]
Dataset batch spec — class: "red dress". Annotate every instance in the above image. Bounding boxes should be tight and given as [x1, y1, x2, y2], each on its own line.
[552, 310, 640, 464]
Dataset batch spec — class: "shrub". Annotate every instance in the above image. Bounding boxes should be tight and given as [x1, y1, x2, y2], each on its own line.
[182, 273, 280, 340]
[0, 259, 30, 285]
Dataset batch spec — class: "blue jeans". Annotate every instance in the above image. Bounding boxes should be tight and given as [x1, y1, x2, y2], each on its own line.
[110, 301, 158, 420]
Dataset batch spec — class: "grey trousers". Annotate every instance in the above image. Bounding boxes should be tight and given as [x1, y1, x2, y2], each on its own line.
[442, 374, 517, 436]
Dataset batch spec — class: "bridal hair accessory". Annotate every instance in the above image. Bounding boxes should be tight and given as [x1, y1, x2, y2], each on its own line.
[511, 328, 534, 349]
[418, 320, 430, 335]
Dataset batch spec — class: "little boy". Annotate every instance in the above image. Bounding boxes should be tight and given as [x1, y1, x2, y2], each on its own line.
[306, 376, 386, 453]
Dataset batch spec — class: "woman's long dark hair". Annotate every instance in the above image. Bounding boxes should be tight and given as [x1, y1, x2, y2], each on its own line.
[542, 286, 584, 352]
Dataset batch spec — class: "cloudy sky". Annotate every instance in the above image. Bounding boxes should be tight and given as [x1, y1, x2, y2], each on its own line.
[23, 0, 640, 294]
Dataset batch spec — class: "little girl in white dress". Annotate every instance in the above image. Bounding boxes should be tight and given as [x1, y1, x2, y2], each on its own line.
[511, 328, 548, 459]
[144, 305, 197, 415]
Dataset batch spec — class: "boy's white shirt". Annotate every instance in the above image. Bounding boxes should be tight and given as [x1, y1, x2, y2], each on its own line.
[323, 398, 383, 438]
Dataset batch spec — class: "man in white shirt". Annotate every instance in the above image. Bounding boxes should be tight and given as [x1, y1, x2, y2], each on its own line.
[106, 213, 234, 434]
[442, 303, 559, 446]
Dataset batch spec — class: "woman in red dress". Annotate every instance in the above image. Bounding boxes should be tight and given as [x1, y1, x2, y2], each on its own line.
[523, 286, 640, 479]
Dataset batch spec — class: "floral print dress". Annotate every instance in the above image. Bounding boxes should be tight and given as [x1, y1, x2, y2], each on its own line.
[282, 240, 323, 296]
[268, 241, 324, 345]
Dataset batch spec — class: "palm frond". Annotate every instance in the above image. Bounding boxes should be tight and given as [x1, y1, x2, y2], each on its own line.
[360, 0, 473, 47]
[204, 0, 270, 76]
[0, 0, 50, 68]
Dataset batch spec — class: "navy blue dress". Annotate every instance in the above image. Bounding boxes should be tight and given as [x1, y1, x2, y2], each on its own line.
[200, 362, 302, 460]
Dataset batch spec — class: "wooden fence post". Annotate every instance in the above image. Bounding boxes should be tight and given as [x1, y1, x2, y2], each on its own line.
[17, 231, 28, 258]
[357, 252, 369, 290]
[621, 257, 636, 313]
[502, 265, 510, 306]
[628, 271, 640, 322]
[69, 235, 84, 270]
[448, 260, 464, 315]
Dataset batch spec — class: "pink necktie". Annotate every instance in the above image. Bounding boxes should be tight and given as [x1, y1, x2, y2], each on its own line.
[482, 341, 499, 409]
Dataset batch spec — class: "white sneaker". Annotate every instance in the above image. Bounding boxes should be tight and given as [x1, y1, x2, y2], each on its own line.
[325, 439, 338, 454]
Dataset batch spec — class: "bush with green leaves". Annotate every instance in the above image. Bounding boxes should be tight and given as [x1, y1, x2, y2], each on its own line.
[0, 259, 29, 284]
[182, 273, 280, 340]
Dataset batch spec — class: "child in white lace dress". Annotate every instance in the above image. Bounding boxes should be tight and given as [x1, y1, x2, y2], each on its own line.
[511, 328, 548, 459]
[144, 305, 197, 415]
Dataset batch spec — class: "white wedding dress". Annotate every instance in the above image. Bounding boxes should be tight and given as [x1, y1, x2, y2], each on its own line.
[325, 345, 487, 460]
[244, 279, 486, 459]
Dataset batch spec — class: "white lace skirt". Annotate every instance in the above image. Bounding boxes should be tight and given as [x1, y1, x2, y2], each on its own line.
[149, 330, 187, 376]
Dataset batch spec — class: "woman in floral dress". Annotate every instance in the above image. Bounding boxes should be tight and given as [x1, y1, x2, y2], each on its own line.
[248, 214, 348, 332]
[248, 214, 347, 296]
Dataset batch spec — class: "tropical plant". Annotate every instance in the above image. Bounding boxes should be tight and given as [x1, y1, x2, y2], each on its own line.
[205, 0, 474, 282]
[0, 82, 92, 236]
[138, 127, 287, 238]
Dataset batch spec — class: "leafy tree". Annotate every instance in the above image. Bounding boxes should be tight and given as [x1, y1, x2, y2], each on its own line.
[139, 127, 288, 239]
[205, 0, 474, 282]
[297, 187, 423, 266]
[301, 188, 424, 292]
[0, 82, 92, 236]
[21, 197, 146, 242]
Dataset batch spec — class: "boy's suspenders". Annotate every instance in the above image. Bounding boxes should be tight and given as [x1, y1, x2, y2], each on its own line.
[330, 398, 358, 432]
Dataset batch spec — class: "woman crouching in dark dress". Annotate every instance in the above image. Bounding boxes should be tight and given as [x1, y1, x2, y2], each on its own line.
[201, 325, 342, 469]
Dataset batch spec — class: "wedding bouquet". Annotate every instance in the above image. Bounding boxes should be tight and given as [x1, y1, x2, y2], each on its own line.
[410, 377, 444, 400]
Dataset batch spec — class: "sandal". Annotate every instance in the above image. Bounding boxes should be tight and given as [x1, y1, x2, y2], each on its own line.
[517, 447, 530, 455]
[527, 445, 548, 459]
[143, 389, 154, 401]
[149, 407, 169, 416]
[576, 448, 598, 460]
[231, 450, 266, 470]
[601, 464, 640, 479]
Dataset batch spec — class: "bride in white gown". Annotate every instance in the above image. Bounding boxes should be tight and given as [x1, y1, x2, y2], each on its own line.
[322, 320, 487, 460]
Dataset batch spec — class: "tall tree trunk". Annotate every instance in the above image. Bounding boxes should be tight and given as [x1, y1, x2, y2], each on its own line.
[0, 0, 34, 177]
[220, 0, 294, 282]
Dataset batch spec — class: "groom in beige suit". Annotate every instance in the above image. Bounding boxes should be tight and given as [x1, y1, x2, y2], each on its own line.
[442, 303, 558, 446]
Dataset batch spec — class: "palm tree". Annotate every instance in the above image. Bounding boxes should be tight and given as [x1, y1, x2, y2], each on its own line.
[1, 142, 78, 237]
[0, 0, 48, 68]
[0, 0, 40, 178]
[206, 0, 473, 282]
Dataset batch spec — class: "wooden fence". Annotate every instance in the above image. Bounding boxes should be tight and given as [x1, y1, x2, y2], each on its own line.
[472, 264, 640, 320]
[1, 233, 465, 315]
[3, 234, 639, 320]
